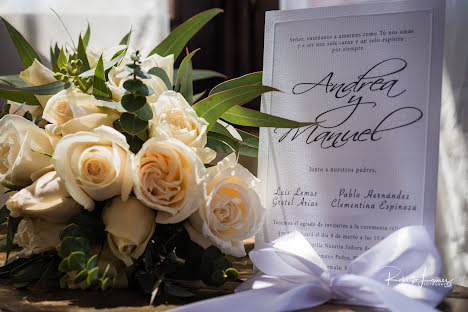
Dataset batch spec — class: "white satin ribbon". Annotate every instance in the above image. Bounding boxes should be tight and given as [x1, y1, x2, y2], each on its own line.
[169, 226, 452, 312]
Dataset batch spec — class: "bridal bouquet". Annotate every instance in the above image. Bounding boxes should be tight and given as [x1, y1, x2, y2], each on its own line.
[0, 9, 310, 300]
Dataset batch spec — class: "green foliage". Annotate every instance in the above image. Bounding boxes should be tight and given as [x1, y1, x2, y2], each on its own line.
[77, 35, 91, 73]
[56, 223, 109, 290]
[148, 9, 222, 60]
[1, 17, 42, 67]
[18, 80, 70, 95]
[193, 85, 277, 131]
[209, 72, 262, 95]
[206, 132, 240, 155]
[112, 51, 153, 153]
[175, 49, 197, 104]
[0, 88, 41, 106]
[0, 75, 27, 88]
[147, 67, 172, 90]
[92, 55, 109, 98]
[192, 69, 227, 81]
[83, 23, 91, 47]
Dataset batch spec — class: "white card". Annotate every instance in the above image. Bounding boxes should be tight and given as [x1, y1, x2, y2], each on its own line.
[258, 0, 445, 272]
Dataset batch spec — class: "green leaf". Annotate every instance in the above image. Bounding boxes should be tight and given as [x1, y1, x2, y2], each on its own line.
[175, 50, 197, 104]
[57, 48, 68, 69]
[137, 85, 154, 96]
[57, 236, 81, 258]
[193, 90, 205, 103]
[163, 281, 195, 298]
[0, 88, 41, 105]
[0, 205, 9, 224]
[211, 120, 242, 141]
[58, 257, 69, 272]
[120, 112, 148, 135]
[74, 269, 88, 284]
[0, 75, 27, 88]
[225, 268, 239, 281]
[135, 103, 153, 121]
[193, 85, 277, 131]
[80, 49, 126, 78]
[68, 251, 87, 271]
[87, 267, 99, 286]
[101, 277, 110, 290]
[237, 128, 259, 158]
[77, 35, 91, 73]
[121, 94, 146, 112]
[192, 69, 227, 81]
[92, 55, 109, 98]
[119, 28, 132, 45]
[147, 67, 172, 90]
[123, 79, 144, 93]
[222, 105, 315, 128]
[86, 254, 98, 270]
[23, 111, 32, 121]
[206, 132, 239, 155]
[33, 114, 42, 125]
[18, 80, 69, 95]
[6, 216, 22, 261]
[210, 72, 262, 95]
[1, 17, 41, 67]
[1, 181, 23, 191]
[97, 99, 126, 113]
[60, 224, 81, 240]
[148, 8, 222, 59]
[83, 23, 91, 47]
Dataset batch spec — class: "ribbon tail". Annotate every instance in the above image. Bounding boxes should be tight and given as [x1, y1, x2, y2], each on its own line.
[168, 282, 331, 312]
[340, 277, 441, 312]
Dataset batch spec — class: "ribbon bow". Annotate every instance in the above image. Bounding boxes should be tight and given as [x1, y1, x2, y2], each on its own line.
[170, 226, 452, 312]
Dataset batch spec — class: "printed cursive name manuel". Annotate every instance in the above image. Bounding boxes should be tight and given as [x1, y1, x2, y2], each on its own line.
[276, 58, 423, 149]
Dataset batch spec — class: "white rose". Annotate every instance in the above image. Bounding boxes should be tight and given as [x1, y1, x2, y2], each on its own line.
[102, 196, 156, 266]
[133, 137, 206, 224]
[14, 218, 64, 257]
[107, 53, 173, 103]
[0, 115, 54, 186]
[19, 59, 57, 107]
[86, 45, 131, 69]
[185, 153, 265, 257]
[149, 91, 216, 163]
[6, 171, 81, 223]
[53, 126, 133, 211]
[43, 87, 119, 136]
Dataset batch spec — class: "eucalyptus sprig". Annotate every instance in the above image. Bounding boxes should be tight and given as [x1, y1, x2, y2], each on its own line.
[53, 57, 92, 93]
[112, 50, 154, 153]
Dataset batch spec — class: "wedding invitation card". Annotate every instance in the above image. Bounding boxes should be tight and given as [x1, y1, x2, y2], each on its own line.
[258, 0, 445, 272]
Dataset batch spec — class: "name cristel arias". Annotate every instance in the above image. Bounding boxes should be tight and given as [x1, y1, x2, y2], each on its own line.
[380, 265, 454, 288]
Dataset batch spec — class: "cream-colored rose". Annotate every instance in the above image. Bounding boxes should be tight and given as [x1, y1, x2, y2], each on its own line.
[107, 53, 173, 103]
[149, 91, 216, 163]
[0, 115, 54, 186]
[86, 45, 130, 69]
[43, 87, 119, 136]
[185, 153, 264, 257]
[14, 218, 64, 257]
[6, 171, 81, 223]
[53, 126, 133, 211]
[102, 196, 156, 266]
[19, 59, 57, 107]
[133, 137, 206, 224]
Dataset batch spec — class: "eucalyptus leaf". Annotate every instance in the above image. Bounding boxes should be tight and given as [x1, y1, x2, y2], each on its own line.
[206, 132, 239, 155]
[18, 80, 69, 95]
[23, 111, 32, 121]
[68, 251, 87, 271]
[33, 113, 42, 125]
[211, 120, 242, 141]
[97, 100, 125, 113]
[92, 55, 109, 98]
[176, 50, 197, 104]
[0, 88, 41, 106]
[237, 128, 259, 157]
[193, 90, 205, 103]
[193, 85, 277, 131]
[135, 103, 153, 121]
[60, 224, 81, 240]
[210, 72, 262, 95]
[0, 75, 27, 88]
[148, 8, 222, 60]
[192, 69, 227, 81]
[120, 113, 148, 135]
[86, 255, 98, 270]
[121, 94, 146, 112]
[148, 67, 172, 90]
[119, 27, 132, 46]
[123, 79, 144, 93]
[221, 105, 316, 128]
[74, 269, 88, 284]
[87, 267, 99, 285]
[1, 17, 42, 67]
[77, 35, 90, 73]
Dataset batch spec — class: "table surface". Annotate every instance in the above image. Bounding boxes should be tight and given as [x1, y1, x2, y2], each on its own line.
[0, 245, 467, 312]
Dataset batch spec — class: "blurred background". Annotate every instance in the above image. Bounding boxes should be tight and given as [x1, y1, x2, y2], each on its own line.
[0, 0, 466, 287]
